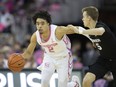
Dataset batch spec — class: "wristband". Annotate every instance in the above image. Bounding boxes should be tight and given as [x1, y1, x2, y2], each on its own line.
[78, 27, 84, 34]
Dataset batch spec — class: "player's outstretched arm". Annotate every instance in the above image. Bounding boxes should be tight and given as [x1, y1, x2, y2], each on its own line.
[67, 25, 105, 35]
[21, 33, 37, 59]
[55, 25, 79, 40]
[75, 27, 105, 36]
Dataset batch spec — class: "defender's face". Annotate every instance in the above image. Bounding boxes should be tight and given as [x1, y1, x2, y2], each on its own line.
[36, 18, 49, 34]
[82, 11, 90, 27]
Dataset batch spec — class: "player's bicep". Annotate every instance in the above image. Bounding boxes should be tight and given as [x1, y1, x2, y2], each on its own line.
[56, 26, 74, 40]
[56, 26, 67, 34]
[55, 26, 66, 40]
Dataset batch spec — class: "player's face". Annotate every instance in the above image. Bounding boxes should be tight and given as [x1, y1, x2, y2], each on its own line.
[36, 18, 49, 34]
[82, 11, 90, 27]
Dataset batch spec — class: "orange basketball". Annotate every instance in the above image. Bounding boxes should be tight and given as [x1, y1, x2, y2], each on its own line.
[8, 53, 26, 72]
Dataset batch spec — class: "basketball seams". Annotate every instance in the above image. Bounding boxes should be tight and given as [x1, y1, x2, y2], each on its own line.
[8, 54, 19, 64]
[9, 60, 25, 68]
[8, 53, 26, 72]
[8, 54, 19, 67]
[10, 58, 24, 65]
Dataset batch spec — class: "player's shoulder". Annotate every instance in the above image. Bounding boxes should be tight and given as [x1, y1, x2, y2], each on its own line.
[50, 24, 58, 27]
[96, 21, 112, 33]
[50, 24, 58, 29]
[96, 21, 108, 29]
[31, 32, 37, 41]
[51, 24, 68, 30]
[32, 32, 37, 36]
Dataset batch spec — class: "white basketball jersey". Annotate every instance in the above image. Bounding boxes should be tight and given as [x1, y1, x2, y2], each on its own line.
[35, 24, 71, 57]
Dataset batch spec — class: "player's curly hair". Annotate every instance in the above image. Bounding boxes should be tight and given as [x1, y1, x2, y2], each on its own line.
[32, 10, 52, 24]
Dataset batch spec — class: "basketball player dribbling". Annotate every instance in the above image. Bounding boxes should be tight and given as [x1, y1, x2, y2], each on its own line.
[21, 10, 81, 87]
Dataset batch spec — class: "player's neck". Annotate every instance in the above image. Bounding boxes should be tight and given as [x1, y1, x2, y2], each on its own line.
[40, 27, 51, 41]
[89, 20, 97, 29]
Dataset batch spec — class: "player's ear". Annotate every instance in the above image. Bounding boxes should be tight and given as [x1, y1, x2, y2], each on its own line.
[88, 16, 92, 21]
[47, 22, 50, 26]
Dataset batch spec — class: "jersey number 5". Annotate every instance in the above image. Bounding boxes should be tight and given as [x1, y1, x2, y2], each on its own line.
[95, 43, 102, 50]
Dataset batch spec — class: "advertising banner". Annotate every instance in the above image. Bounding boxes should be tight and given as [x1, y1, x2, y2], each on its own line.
[0, 69, 82, 87]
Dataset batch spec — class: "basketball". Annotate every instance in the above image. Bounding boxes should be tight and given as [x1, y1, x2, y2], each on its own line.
[8, 53, 26, 72]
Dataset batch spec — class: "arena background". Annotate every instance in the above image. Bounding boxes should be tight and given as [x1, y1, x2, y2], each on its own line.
[0, 0, 116, 87]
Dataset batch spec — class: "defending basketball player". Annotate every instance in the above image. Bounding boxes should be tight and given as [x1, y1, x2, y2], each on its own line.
[68, 6, 116, 87]
[19, 10, 81, 87]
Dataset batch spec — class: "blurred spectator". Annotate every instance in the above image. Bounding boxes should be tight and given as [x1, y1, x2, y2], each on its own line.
[0, 7, 14, 33]
[0, 51, 8, 68]
[94, 79, 108, 87]
[24, 56, 37, 68]
[0, 33, 14, 46]
[33, 47, 44, 66]
[72, 41, 83, 69]
[13, 42, 22, 53]
[49, 1, 61, 11]
[82, 41, 100, 66]
[104, 72, 114, 87]
[93, 72, 113, 87]
[12, 9, 28, 45]
[4, 0, 14, 13]
[0, 23, 5, 32]
[35, 0, 51, 10]
[1, 45, 14, 59]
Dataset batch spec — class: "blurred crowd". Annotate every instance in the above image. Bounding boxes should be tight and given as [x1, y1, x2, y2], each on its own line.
[0, 0, 114, 87]
[0, 0, 103, 69]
